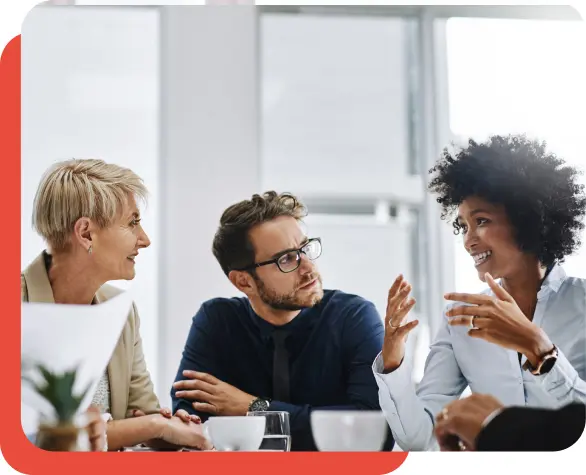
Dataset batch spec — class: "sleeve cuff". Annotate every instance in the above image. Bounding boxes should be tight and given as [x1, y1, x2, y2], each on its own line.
[481, 407, 504, 429]
[531, 348, 579, 400]
[268, 400, 293, 412]
[372, 352, 413, 388]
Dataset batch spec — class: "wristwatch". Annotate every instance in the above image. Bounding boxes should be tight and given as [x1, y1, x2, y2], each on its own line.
[522, 344, 558, 375]
[248, 397, 271, 412]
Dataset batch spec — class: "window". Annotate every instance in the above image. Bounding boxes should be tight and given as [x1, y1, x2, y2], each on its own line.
[445, 18, 586, 291]
[260, 13, 424, 322]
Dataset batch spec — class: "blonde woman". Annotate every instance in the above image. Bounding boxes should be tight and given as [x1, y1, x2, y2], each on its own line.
[22, 159, 210, 451]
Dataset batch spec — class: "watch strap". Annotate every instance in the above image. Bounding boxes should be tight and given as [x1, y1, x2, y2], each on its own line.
[523, 344, 558, 375]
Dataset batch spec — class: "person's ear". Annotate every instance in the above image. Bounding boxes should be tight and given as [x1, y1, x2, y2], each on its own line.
[228, 270, 257, 296]
[73, 217, 94, 253]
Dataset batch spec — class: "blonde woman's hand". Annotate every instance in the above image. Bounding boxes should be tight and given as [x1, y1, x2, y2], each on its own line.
[85, 406, 106, 451]
[132, 407, 201, 424]
[157, 416, 212, 450]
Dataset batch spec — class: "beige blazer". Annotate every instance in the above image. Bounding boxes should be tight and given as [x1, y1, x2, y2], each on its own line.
[21, 252, 160, 420]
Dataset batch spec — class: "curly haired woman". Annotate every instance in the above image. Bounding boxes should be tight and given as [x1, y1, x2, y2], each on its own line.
[372, 134, 586, 450]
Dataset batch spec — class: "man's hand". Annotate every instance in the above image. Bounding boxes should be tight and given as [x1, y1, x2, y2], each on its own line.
[173, 370, 256, 416]
[434, 394, 504, 451]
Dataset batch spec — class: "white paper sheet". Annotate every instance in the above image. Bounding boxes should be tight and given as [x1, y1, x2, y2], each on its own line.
[21, 290, 133, 435]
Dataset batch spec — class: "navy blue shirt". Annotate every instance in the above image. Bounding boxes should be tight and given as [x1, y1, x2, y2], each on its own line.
[171, 290, 394, 451]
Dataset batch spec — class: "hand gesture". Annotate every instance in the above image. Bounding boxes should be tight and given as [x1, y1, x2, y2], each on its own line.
[382, 275, 418, 372]
[445, 273, 553, 365]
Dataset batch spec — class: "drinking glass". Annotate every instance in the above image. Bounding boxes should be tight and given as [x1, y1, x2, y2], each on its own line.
[246, 411, 291, 452]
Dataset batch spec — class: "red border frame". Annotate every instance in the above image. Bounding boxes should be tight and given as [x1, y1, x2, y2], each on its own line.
[0, 35, 408, 474]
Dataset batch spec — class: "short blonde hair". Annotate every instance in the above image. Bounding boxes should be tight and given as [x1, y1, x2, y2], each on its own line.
[32, 159, 148, 251]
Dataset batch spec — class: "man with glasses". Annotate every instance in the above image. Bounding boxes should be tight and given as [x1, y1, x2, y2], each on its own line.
[171, 191, 393, 451]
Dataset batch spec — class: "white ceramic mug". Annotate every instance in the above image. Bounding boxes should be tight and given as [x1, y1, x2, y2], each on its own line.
[310, 411, 387, 452]
[205, 416, 266, 451]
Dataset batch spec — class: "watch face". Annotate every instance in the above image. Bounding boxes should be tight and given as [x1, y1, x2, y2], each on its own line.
[539, 356, 557, 374]
[250, 399, 269, 412]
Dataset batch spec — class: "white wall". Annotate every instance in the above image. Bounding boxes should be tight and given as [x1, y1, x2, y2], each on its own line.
[261, 14, 417, 198]
[157, 5, 260, 406]
[446, 18, 586, 292]
[21, 5, 161, 388]
[21, 5, 261, 408]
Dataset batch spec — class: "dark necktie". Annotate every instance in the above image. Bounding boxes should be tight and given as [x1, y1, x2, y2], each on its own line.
[271, 328, 291, 403]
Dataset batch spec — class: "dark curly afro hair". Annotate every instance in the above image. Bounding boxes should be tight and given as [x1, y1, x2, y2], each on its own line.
[428, 134, 586, 267]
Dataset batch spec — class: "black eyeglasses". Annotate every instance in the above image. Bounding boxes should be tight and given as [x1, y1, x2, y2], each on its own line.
[237, 237, 322, 274]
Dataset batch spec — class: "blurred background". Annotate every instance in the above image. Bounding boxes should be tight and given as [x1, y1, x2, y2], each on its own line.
[21, 2, 586, 408]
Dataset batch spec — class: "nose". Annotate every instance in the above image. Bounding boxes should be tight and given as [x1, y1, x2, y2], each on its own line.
[297, 252, 315, 274]
[463, 227, 478, 253]
[137, 226, 151, 249]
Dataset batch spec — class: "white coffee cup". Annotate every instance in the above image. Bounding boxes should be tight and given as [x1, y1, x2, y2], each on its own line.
[310, 411, 387, 452]
[205, 416, 266, 451]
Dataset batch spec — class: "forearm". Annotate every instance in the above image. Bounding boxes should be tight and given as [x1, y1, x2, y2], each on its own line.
[105, 415, 162, 451]
[373, 354, 439, 451]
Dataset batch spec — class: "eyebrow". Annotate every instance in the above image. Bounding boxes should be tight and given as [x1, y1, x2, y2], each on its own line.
[270, 237, 310, 259]
[129, 211, 140, 219]
[456, 209, 492, 221]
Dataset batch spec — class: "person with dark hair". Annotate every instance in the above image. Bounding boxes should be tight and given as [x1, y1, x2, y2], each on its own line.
[373, 134, 586, 450]
[170, 191, 393, 451]
[434, 393, 586, 451]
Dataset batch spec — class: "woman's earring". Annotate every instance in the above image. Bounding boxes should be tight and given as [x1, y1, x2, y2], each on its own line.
[88, 245, 93, 255]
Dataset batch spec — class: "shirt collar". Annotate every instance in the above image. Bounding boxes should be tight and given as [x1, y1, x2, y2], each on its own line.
[246, 301, 312, 343]
[537, 263, 566, 299]
[23, 250, 100, 305]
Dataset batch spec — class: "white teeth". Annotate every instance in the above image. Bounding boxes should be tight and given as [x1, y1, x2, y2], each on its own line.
[472, 250, 492, 265]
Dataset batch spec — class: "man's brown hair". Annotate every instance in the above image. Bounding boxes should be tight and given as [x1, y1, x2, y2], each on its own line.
[212, 191, 307, 276]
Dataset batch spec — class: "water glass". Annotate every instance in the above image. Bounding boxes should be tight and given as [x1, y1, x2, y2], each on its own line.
[246, 411, 291, 452]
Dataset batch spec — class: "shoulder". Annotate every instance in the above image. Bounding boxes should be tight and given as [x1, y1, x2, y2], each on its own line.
[319, 289, 381, 323]
[200, 295, 250, 314]
[193, 296, 251, 326]
[97, 283, 125, 301]
[96, 284, 138, 331]
[321, 289, 377, 311]
[561, 276, 586, 293]
[556, 275, 586, 311]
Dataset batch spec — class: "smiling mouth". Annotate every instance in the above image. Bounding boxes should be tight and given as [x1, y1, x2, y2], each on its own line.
[472, 250, 492, 267]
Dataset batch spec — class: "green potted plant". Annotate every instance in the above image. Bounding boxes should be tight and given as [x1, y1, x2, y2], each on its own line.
[22, 364, 91, 451]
